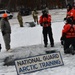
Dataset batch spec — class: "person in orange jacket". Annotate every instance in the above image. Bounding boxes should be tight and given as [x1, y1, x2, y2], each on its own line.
[66, 4, 72, 17]
[39, 9, 54, 47]
[65, 4, 75, 24]
[64, 4, 72, 20]
[61, 17, 75, 54]
[71, 4, 75, 24]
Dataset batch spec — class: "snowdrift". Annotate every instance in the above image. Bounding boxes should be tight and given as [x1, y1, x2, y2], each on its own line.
[3, 43, 61, 66]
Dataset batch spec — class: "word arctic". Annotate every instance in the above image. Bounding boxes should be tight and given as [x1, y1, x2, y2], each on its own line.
[15, 51, 64, 75]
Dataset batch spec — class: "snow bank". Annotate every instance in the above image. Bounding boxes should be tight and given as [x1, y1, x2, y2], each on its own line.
[3, 43, 61, 66]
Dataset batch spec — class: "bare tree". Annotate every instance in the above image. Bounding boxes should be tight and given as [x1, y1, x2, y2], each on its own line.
[65, 0, 67, 5]
[0, 0, 1, 4]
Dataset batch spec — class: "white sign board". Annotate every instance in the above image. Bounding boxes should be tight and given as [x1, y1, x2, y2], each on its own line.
[15, 51, 64, 75]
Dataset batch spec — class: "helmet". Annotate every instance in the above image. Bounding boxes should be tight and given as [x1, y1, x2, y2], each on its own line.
[42, 9, 47, 15]
[67, 3, 71, 7]
[2, 13, 8, 18]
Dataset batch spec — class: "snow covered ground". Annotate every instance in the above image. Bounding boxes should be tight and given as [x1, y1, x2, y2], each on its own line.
[0, 9, 75, 75]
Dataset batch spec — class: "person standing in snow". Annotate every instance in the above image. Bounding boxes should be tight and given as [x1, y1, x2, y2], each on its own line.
[64, 4, 75, 24]
[66, 4, 72, 18]
[39, 9, 54, 47]
[45, 7, 49, 14]
[71, 4, 75, 24]
[0, 13, 11, 51]
[32, 8, 38, 24]
[17, 11, 23, 27]
[61, 18, 75, 54]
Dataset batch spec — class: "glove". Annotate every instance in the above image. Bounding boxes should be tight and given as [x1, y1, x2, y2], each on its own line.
[2, 31, 5, 36]
[43, 21, 48, 24]
[40, 23, 43, 26]
[60, 37, 63, 40]
[61, 40, 64, 45]
[64, 17, 66, 21]
[60, 35, 66, 40]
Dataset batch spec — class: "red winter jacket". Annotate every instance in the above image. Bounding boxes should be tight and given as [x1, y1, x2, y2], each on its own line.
[39, 14, 51, 27]
[66, 8, 75, 20]
[70, 8, 75, 20]
[66, 9, 73, 18]
[62, 23, 75, 38]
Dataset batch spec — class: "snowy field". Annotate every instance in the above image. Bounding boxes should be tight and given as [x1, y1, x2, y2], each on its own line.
[0, 9, 75, 75]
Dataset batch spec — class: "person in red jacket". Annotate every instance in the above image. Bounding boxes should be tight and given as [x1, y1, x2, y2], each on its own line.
[39, 9, 54, 47]
[64, 4, 72, 20]
[65, 4, 75, 24]
[71, 4, 75, 24]
[61, 18, 75, 54]
[67, 4, 72, 17]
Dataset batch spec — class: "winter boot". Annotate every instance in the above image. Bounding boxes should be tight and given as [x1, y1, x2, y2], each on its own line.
[64, 50, 68, 54]
[64, 49, 68, 54]
[69, 45, 75, 55]
[44, 44, 47, 47]
[44, 42, 48, 47]
[51, 44, 54, 47]
[64, 48, 71, 54]
[71, 50, 75, 55]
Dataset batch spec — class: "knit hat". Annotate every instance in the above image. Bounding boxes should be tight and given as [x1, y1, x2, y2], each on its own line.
[2, 13, 8, 18]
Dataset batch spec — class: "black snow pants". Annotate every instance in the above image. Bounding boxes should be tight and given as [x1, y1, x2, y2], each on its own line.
[42, 26, 54, 46]
[64, 38, 75, 53]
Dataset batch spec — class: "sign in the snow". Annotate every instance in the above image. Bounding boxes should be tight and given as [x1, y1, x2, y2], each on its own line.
[15, 51, 64, 75]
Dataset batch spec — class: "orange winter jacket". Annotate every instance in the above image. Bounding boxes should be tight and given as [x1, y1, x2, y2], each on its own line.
[39, 14, 51, 27]
[62, 23, 75, 38]
[66, 9, 73, 18]
[67, 8, 75, 20]
[71, 8, 75, 20]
